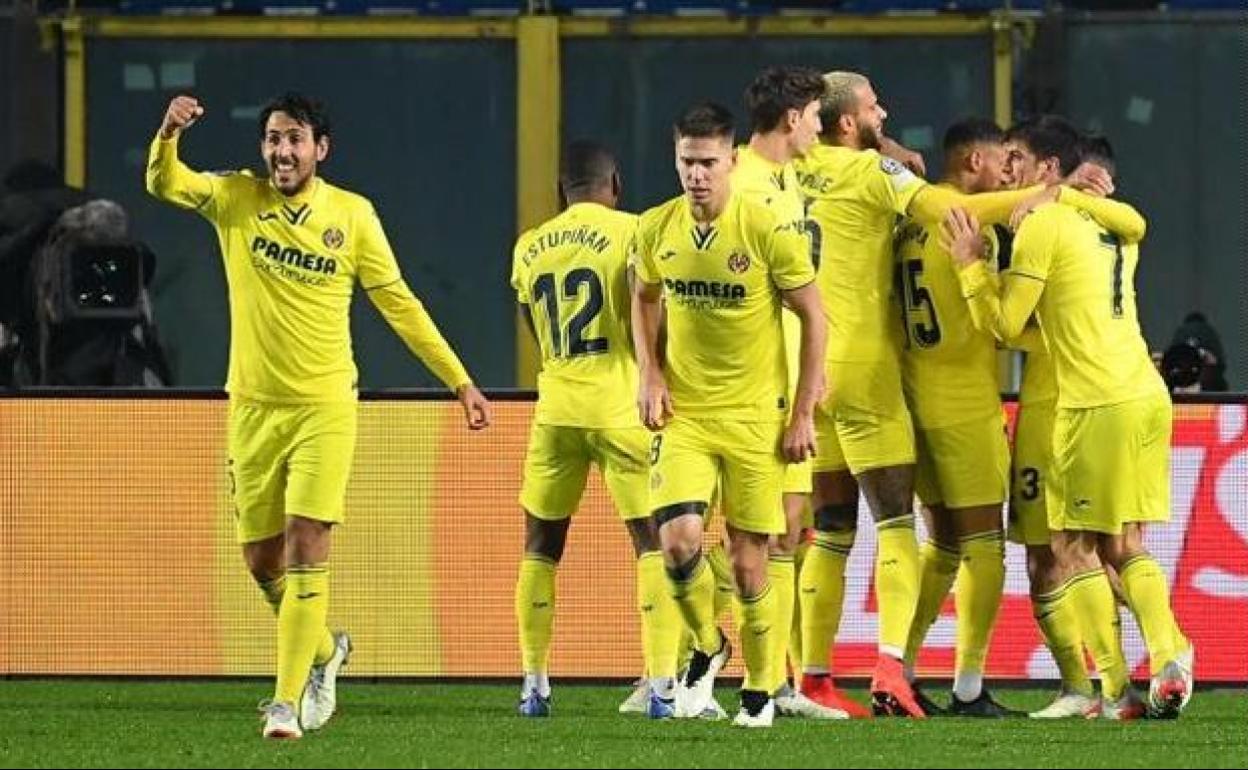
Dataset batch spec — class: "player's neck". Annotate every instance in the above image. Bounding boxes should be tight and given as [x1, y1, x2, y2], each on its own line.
[943, 171, 976, 194]
[273, 175, 320, 202]
[748, 132, 794, 166]
[689, 192, 729, 225]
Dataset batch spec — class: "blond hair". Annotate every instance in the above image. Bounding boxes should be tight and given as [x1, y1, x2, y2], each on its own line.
[820, 71, 869, 134]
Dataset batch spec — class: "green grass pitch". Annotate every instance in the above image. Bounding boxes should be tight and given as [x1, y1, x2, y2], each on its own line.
[1, 680, 1244, 768]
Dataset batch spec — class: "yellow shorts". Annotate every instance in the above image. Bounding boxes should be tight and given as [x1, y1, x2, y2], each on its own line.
[915, 413, 1010, 510]
[1007, 400, 1055, 546]
[520, 423, 650, 521]
[1048, 395, 1172, 535]
[814, 358, 916, 474]
[649, 415, 786, 536]
[228, 398, 357, 544]
[783, 460, 812, 496]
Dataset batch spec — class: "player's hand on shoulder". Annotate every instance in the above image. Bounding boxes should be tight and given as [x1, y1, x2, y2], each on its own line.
[456, 384, 492, 431]
[1063, 162, 1114, 198]
[940, 208, 984, 269]
[160, 95, 204, 140]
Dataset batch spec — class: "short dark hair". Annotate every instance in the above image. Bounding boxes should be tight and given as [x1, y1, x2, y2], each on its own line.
[1006, 115, 1081, 176]
[942, 117, 1005, 155]
[744, 66, 826, 134]
[1079, 133, 1116, 177]
[258, 92, 331, 141]
[673, 101, 736, 143]
[560, 140, 617, 194]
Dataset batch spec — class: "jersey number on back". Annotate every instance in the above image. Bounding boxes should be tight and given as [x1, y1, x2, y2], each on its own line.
[900, 259, 941, 348]
[531, 268, 609, 359]
[1099, 232, 1125, 319]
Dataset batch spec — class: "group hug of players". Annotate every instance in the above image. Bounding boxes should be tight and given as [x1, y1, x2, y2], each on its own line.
[510, 66, 1193, 728]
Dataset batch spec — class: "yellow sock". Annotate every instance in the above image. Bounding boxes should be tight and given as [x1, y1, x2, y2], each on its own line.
[800, 530, 853, 672]
[667, 552, 720, 653]
[515, 555, 557, 675]
[735, 583, 777, 693]
[275, 565, 330, 707]
[259, 574, 335, 665]
[1033, 583, 1093, 696]
[1067, 568, 1129, 700]
[875, 516, 921, 658]
[767, 555, 796, 692]
[790, 540, 810, 671]
[903, 540, 959, 669]
[637, 551, 681, 680]
[706, 541, 735, 619]
[955, 532, 1006, 678]
[1119, 555, 1182, 675]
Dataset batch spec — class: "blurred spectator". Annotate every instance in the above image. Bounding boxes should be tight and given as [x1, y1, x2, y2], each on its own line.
[1170, 311, 1228, 392]
[1160, 341, 1204, 393]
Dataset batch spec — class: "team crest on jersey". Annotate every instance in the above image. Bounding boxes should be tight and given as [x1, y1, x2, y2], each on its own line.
[880, 157, 906, 176]
[322, 227, 345, 250]
[727, 252, 751, 274]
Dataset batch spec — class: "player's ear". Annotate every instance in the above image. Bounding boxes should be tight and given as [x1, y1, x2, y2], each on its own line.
[611, 171, 621, 199]
[315, 135, 329, 163]
[837, 113, 855, 139]
[785, 107, 800, 133]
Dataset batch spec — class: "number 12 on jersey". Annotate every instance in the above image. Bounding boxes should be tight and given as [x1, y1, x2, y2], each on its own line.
[530, 268, 609, 359]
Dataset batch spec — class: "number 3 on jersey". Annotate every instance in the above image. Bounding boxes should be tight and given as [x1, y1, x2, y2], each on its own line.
[531, 268, 609, 359]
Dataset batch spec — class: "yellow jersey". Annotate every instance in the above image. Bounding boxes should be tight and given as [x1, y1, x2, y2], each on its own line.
[1012, 203, 1166, 409]
[145, 134, 470, 403]
[796, 144, 926, 362]
[732, 145, 812, 396]
[894, 198, 1002, 427]
[1019, 346, 1057, 406]
[632, 191, 815, 422]
[511, 202, 640, 429]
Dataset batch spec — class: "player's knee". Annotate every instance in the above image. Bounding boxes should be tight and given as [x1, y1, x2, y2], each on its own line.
[732, 559, 769, 597]
[523, 513, 569, 562]
[1097, 534, 1143, 571]
[664, 547, 703, 582]
[813, 503, 858, 533]
[1026, 546, 1064, 593]
[625, 517, 662, 558]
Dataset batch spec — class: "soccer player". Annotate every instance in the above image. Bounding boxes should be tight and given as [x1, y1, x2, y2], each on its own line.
[510, 141, 682, 720]
[731, 65, 844, 720]
[895, 118, 1019, 717]
[794, 71, 1118, 718]
[146, 93, 491, 739]
[631, 101, 826, 727]
[945, 116, 1192, 720]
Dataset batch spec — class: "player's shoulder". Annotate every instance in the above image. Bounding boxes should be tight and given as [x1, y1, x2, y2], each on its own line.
[585, 204, 640, 234]
[318, 178, 375, 216]
[1018, 200, 1074, 235]
[638, 195, 684, 233]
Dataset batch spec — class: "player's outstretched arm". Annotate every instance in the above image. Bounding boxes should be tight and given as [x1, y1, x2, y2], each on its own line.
[907, 183, 1045, 230]
[145, 95, 215, 209]
[368, 280, 490, 430]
